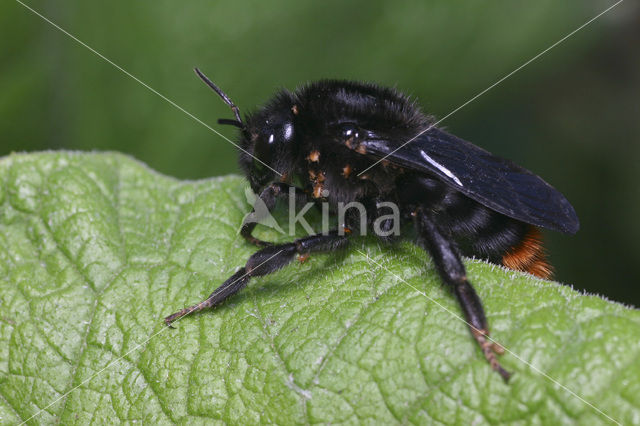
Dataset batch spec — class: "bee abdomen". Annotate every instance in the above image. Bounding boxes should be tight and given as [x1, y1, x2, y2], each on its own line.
[447, 200, 552, 279]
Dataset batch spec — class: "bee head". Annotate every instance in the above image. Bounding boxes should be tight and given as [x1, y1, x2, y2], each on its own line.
[240, 100, 298, 192]
[195, 68, 297, 193]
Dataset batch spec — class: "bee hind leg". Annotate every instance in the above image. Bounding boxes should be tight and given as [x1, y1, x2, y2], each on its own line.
[414, 207, 511, 382]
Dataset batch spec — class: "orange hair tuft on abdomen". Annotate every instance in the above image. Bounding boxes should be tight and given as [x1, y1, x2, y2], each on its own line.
[501, 226, 552, 279]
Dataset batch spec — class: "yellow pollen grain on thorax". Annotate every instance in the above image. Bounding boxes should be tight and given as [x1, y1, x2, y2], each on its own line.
[313, 183, 324, 198]
[307, 150, 320, 162]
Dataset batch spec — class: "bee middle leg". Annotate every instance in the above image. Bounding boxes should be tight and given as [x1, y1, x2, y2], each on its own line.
[164, 230, 349, 326]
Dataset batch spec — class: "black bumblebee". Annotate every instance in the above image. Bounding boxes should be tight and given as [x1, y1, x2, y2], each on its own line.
[165, 69, 579, 382]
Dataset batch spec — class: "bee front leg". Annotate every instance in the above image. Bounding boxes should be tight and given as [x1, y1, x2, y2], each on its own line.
[241, 182, 308, 246]
[164, 230, 349, 326]
[414, 208, 511, 382]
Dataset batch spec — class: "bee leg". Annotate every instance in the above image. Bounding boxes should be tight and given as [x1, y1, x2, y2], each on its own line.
[414, 208, 511, 382]
[241, 182, 308, 247]
[164, 230, 349, 327]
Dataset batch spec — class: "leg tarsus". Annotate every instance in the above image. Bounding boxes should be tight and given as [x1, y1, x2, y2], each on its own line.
[164, 268, 249, 326]
[244, 235, 274, 247]
[471, 327, 511, 382]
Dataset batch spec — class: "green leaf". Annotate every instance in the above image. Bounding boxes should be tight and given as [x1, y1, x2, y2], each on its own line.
[0, 151, 638, 425]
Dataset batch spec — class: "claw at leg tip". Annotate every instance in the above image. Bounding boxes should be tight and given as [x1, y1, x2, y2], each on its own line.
[471, 328, 511, 382]
[497, 365, 511, 383]
[164, 317, 176, 329]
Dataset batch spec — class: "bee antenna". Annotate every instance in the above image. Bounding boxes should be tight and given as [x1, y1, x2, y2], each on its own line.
[217, 118, 244, 129]
[194, 67, 244, 128]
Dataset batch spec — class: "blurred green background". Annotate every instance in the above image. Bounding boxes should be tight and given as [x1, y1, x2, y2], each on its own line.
[2, 1, 639, 305]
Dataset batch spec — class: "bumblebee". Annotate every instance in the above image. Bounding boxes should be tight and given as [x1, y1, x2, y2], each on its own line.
[165, 69, 579, 381]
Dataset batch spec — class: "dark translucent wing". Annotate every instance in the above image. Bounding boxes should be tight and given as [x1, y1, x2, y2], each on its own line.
[361, 127, 579, 234]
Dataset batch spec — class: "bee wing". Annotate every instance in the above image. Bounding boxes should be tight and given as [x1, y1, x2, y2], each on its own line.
[360, 127, 579, 234]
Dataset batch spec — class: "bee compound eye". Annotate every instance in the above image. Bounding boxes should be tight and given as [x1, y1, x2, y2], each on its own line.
[253, 134, 273, 165]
